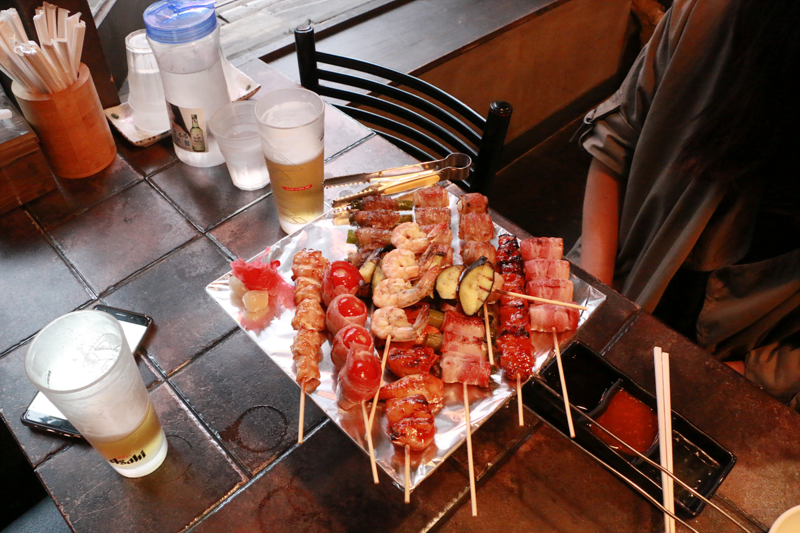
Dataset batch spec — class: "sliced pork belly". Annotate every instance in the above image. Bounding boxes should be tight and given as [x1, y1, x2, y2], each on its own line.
[524, 259, 571, 280]
[414, 186, 449, 208]
[441, 310, 485, 338]
[526, 278, 574, 302]
[461, 240, 496, 266]
[442, 332, 487, 362]
[440, 357, 491, 388]
[458, 213, 494, 242]
[520, 237, 564, 261]
[415, 206, 451, 226]
[456, 193, 488, 215]
[352, 210, 408, 229]
[529, 304, 580, 332]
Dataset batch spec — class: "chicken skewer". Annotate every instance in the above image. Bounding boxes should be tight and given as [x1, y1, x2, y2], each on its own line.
[290, 249, 329, 444]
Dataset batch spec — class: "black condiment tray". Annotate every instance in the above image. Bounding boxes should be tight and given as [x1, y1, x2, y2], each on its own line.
[524, 342, 736, 519]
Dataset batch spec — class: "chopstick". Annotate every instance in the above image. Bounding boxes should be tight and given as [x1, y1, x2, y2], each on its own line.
[0, 4, 85, 95]
[655, 347, 676, 533]
[493, 289, 588, 311]
[552, 328, 575, 438]
[535, 378, 754, 533]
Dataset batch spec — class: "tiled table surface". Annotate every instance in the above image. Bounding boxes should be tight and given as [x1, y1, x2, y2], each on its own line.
[1, 61, 798, 533]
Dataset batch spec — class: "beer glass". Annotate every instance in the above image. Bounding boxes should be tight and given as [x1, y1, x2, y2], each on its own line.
[25, 311, 168, 478]
[254, 88, 325, 234]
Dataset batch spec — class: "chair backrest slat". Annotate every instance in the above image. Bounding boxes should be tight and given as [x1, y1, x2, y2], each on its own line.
[317, 52, 485, 130]
[294, 24, 512, 196]
[319, 69, 482, 145]
[320, 85, 479, 157]
[337, 105, 458, 160]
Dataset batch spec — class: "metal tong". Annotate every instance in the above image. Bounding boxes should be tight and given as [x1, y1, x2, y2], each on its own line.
[325, 152, 472, 209]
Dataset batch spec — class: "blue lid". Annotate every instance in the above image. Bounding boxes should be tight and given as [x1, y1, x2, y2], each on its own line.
[144, 0, 217, 44]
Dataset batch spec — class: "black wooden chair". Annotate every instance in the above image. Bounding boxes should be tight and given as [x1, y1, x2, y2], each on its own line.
[294, 25, 513, 196]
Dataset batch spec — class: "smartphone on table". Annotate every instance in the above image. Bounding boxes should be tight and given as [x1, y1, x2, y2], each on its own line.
[20, 306, 153, 439]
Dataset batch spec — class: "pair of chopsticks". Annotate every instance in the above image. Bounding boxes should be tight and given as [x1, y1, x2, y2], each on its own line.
[654, 347, 675, 533]
[0, 4, 85, 94]
[537, 375, 754, 533]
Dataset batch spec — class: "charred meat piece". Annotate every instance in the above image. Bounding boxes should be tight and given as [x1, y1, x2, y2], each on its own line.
[386, 344, 440, 378]
[379, 374, 444, 412]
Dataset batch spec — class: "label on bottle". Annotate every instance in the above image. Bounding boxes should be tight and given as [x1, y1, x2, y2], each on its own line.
[166, 104, 210, 153]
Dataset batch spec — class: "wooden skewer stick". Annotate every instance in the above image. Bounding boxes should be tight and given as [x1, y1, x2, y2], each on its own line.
[494, 289, 588, 311]
[517, 375, 524, 427]
[463, 381, 477, 516]
[298, 382, 306, 445]
[368, 334, 392, 431]
[552, 328, 575, 438]
[362, 400, 379, 484]
[482, 302, 494, 366]
[404, 445, 411, 504]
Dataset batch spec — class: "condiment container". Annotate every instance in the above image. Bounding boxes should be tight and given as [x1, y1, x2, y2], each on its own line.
[143, 0, 228, 167]
[11, 64, 116, 179]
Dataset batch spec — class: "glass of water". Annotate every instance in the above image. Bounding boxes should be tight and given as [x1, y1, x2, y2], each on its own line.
[208, 101, 270, 191]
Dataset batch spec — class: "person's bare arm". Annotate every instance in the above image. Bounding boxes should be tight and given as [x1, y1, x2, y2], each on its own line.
[580, 158, 621, 286]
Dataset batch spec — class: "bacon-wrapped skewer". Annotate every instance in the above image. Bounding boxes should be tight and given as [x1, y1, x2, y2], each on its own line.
[415, 206, 451, 226]
[526, 278, 574, 302]
[456, 193, 489, 215]
[461, 240, 497, 265]
[458, 212, 494, 243]
[520, 237, 564, 261]
[413, 185, 449, 208]
[352, 195, 413, 211]
[351, 210, 413, 229]
[524, 259, 571, 280]
[326, 293, 368, 335]
[440, 311, 492, 388]
[331, 324, 374, 368]
[337, 347, 382, 410]
[347, 227, 392, 252]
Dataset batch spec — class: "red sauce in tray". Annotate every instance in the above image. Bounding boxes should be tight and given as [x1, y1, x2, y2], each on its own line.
[591, 388, 658, 456]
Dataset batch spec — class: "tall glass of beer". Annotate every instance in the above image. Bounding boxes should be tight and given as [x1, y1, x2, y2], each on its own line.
[25, 311, 168, 478]
[254, 88, 325, 234]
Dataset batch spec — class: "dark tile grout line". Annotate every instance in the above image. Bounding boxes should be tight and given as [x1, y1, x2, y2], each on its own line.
[182, 418, 332, 533]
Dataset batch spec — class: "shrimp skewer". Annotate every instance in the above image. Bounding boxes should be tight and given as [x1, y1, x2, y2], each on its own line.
[370, 306, 429, 342]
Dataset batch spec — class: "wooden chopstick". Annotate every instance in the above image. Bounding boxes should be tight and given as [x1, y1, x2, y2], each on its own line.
[654, 347, 675, 533]
[493, 289, 588, 311]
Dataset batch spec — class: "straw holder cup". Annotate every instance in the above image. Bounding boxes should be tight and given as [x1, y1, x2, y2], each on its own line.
[11, 63, 116, 178]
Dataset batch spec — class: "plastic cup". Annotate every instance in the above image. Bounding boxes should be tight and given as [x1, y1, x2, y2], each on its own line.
[25, 311, 168, 478]
[125, 29, 170, 134]
[770, 505, 800, 533]
[254, 88, 325, 234]
[208, 101, 270, 191]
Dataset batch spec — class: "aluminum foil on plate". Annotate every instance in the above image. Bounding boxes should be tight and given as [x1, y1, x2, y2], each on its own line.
[205, 190, 606, 492]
